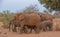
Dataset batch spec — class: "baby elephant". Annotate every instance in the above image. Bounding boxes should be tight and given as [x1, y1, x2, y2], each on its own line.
[40, 20, 53, 31]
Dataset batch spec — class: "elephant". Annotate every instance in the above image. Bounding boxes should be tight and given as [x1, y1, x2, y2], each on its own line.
[41, 13, 53, 21]
[9, 12, 53, 33]
[9, 17, 20, 32]
[40, 20, 53, 31]
[16, 13, 41, 33]
[9, 13, 21, 32]
[37, 13, 53, 31]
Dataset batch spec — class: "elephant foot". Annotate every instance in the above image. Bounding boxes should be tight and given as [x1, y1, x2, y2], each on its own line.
[35, 29, 40, 34]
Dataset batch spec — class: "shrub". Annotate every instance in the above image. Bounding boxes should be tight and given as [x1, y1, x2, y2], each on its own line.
[0, 10, 12, 28]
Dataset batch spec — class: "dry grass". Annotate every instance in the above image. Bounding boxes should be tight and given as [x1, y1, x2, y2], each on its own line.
[53, 18, 60, 31]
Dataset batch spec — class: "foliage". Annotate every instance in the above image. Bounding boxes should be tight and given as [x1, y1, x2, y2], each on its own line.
[38, 0, 60, 11]
[0, 10, 12, 28]
[22, 5, 39, 13]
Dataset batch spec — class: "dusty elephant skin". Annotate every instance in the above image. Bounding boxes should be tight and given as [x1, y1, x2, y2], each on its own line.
[9, 13, 21, 32]
[40, 13, 53, 21]
[9, 13, 41, 33]
[40, 20, 53, 31]
[18, 13, 41, 33]
[9, 13, 53, 34]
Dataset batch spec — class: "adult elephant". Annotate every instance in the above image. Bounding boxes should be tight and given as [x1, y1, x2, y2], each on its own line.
[18, 13, 41, 33]
[9, 13, 36, 33]
[9, 12, 53, 33]
[9, 17, 20, 32]
[41, 13, 53, 21]
[40, 13, 53, 31]
[9, 13, 22, 32]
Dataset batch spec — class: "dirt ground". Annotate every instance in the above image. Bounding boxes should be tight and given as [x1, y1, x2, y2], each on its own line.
[0, 28, 60, 37]
[0, 26, 60, 37]
[0, 19, 60, 37]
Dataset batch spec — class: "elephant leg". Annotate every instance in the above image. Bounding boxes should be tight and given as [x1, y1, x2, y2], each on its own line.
[29, 28, 32, 33]
[34, 27, 40, 33]
[9, 24, 12, 32]
[23, 25, 31, 34]
[12, 24, 14, 32]
[20, 25, 24, 34]
[17, 27, 21, 33]
[49, 25, 53, 31]
[13, 25, 17, 32]
[23, 26, 28, 33]
[9, 24, 11, 32]
[43, 27, 47, 31]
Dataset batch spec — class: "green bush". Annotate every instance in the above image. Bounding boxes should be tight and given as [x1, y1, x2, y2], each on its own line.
[0, 10, 12, 28]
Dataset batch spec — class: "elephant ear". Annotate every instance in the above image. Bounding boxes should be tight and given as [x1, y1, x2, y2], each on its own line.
[37, 13, 42, 20]
[40, 14, 45, 21]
